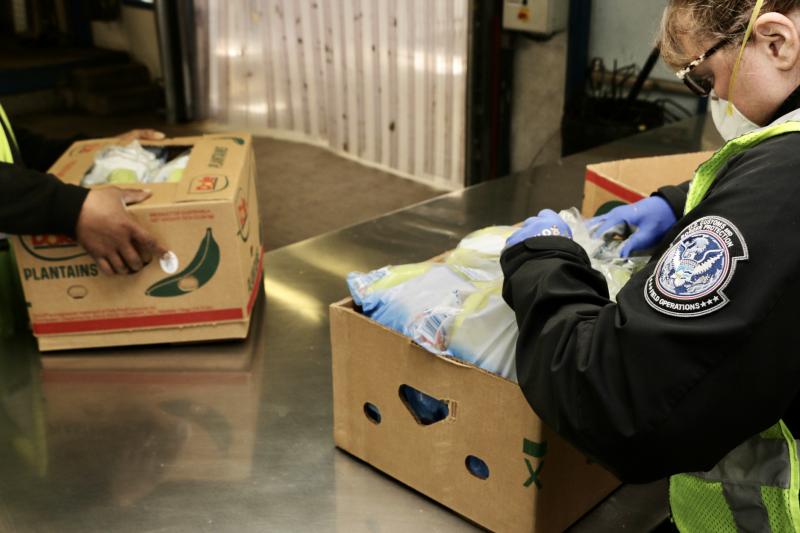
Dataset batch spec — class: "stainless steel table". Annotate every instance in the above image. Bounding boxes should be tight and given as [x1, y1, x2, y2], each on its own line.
[0, 117, 722, 532]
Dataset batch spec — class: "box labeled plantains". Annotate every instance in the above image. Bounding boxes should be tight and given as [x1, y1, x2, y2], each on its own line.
[582, 151, 714, 217]
[11, 134, 263, 351]
[330, 298, 621, 533]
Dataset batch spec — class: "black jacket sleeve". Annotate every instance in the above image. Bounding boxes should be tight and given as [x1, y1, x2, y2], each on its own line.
[14, 128, 85, 172]
[501, 134, 800, 483]
[0, 163, 89, 236]
[654, 180, 691, 218]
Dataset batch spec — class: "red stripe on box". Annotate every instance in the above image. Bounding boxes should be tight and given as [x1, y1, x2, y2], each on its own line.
[33, 247, 265, 336]
[247, 248, 264, 316]
[585, 169, 646, 204]
[33, 308, 244, 335]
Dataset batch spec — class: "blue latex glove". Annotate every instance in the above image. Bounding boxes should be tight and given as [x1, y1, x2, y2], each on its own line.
[506, 209, 573, 249]
[587, 196, 677, 258]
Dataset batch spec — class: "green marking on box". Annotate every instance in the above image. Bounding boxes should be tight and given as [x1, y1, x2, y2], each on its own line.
[524, 459, 545, 489]
[523, 438, 547, 458]
[522, 439, 547, 489]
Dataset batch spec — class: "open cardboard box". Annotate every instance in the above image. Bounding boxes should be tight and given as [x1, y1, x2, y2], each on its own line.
[11, 134, 263, 351]
[582, 151, 713, 217]
[330, 298, 620, 532]
[331, 150, 719, 531]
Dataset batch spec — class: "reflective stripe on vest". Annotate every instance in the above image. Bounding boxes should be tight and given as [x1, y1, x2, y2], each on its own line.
[671, 122, 800, 532]
[685, 121, 800, 214]
[671, 422, 800, 532]
[0, 104, 16, 164]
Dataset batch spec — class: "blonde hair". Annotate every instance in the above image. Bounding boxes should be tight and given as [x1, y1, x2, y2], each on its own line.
[659, 0, 800, 68]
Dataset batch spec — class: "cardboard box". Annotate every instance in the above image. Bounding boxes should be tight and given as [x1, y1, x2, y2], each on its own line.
[11, 134, 263, 351]
[328, 151, 718, 530]
[582, 151, 714, 217]
[330, 299, 620, 533]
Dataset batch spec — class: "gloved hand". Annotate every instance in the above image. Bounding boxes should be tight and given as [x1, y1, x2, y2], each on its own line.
[506, 209, 572, 249]
[587, 196, 676, 258]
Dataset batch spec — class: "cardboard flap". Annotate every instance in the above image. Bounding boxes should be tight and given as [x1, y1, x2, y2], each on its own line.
[583, 151, 715, 217]
[174, 135, 253, 203]
[330, 299, 515, 382]
[586, 151, 714, 193]
[330, 300, 481, 371]
[50, 139, 116, 185]
[436, 353, 474, 370]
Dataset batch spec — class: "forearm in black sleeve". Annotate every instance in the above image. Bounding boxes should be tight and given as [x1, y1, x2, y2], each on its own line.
[14, 127, 86, 172]
[654, 180, 691, 218]
[500, 230, 785, 483]
[0, 163, 89, 236]
[501, 238, 652, 477]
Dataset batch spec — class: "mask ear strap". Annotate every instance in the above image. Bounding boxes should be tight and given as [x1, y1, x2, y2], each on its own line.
[727, 0, 765, 115]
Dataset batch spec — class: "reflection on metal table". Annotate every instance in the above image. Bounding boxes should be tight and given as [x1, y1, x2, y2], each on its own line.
[0, 116, 722, 532]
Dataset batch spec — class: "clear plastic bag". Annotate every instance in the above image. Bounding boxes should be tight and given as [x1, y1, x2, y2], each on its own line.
[346, 226, 517, 379]
[346, 214, 649, 383]
[143, 152, 191, 184]
[81, 142, 191, 186]
[561, 208, 649, 299]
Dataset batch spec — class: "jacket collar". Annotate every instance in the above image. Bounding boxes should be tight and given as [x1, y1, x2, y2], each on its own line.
[767, 85, 800, 126]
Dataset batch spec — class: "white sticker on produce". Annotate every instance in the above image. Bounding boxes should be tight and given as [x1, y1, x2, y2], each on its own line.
[159, 251, 179, 274]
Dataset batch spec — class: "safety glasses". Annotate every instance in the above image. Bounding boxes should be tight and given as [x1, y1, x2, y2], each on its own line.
[675, 39, 730, 97]
[674, 0, 764, 105]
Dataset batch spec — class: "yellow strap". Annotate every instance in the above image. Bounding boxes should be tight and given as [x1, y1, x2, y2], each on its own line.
[0, 104, 15, 164]
[778, 420, 800, 530]
[727, 0, 765, 116]
[685, 121, 800, 214]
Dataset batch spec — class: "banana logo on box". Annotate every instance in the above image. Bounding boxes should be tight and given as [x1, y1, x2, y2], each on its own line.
[146, 228, 220, 298]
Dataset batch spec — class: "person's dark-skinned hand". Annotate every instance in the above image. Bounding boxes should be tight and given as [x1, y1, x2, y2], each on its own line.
[75, 187, 167, 276]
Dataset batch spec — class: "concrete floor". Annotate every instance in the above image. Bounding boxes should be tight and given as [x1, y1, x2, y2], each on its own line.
[12, 112, 445, 250]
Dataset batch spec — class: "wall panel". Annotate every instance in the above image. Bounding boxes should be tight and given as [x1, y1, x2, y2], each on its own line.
[195, 0, 469, 188]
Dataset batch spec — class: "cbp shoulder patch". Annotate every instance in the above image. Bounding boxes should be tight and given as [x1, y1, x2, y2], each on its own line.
[644, 216, 748, 318]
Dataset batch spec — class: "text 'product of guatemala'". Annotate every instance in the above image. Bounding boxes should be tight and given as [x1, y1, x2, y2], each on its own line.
[11, 134, 264, 351]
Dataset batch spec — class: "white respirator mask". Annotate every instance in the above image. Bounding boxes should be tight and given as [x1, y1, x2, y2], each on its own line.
[709, 90, 760, 141]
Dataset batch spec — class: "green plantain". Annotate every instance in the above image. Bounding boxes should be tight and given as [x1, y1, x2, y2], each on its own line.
[146, 228, 221, 297]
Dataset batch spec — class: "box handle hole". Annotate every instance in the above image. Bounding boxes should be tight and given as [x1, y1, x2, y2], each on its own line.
[67, 285, 89, 300]
[399, 384, 449, 426]
[363, 402, 382, 425]
[466, 456, 490, 480]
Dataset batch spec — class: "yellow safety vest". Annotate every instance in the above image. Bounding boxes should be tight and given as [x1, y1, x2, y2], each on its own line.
[671, 122, 800, 532]
[0, 103, 16, 164]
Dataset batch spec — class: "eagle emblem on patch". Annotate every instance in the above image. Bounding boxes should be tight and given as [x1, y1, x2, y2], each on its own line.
[645, 216, 748, 318]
